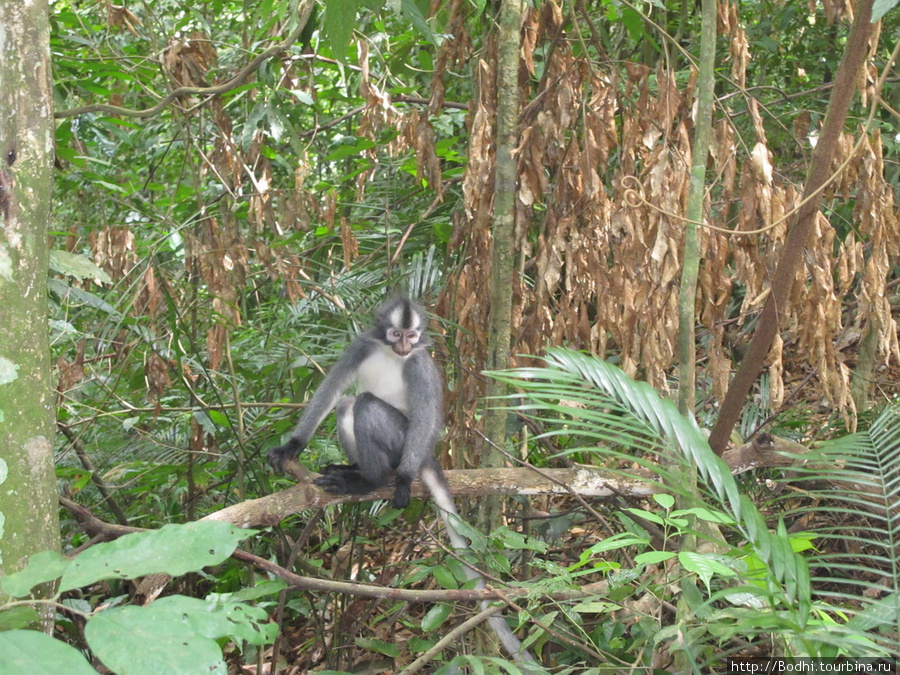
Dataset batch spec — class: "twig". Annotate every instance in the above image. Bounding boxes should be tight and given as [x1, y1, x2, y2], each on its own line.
[397, 604, 506, 675]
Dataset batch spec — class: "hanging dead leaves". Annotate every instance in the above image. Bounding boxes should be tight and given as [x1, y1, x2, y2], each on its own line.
[162, 33, 217, 90]
[441, 0, 899, 443]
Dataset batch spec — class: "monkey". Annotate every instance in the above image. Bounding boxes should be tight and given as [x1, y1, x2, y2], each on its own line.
[267, 294, 540, 669]
[266, 294, 444, 509]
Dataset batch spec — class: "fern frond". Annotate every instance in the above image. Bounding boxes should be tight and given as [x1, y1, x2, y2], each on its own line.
[491, 348, 809, 609]
[779, 403, 900, 648]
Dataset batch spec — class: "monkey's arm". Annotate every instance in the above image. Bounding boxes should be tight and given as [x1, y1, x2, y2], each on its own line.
[267, 336, 373, 472]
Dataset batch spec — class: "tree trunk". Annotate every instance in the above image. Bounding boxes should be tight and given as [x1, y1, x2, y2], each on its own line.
[673, 0, 722, 666]
[0, 0, 61, 607]
[482, 0, 523, 467]
[676, 0, 717, 417]
[480, 0, 523, 531]
[707, 0, 877, 454]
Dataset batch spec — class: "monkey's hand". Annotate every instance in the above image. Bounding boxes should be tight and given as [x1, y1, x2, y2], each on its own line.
[267, 438, 304, 473]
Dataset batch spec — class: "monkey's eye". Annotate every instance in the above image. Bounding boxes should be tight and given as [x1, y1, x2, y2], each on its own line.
[390, 329, 403, 340]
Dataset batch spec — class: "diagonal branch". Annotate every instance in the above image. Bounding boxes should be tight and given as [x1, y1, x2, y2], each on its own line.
[707, 0, 879, 453]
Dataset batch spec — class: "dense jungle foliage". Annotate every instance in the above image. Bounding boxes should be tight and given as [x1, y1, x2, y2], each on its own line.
[1, 0, 899, 672]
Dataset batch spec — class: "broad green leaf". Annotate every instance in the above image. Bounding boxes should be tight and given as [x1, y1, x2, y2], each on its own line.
[493, 527, 549, 553]
[1, 550, 69, 598]
[653, 493, 675, 510]
[0, 631, 97, 675]
[355, 637, 400, 657]
[408, 635, 436, 653]
[421, 602, 452, 631]
[49, 250, 113, 284]
[583, 532, 649, 555]
[60, 522, 254, 592]
[634, 550, 676, 565]
[399, 0, 435, 44]
[324, 138, 377, 161]
[216, 579, 287, 603]
[149, 595, 277, 645]
[872, 0, 899, 21]
[323, 0, 361, 62]
[571, 600, 618, 614]
[432, 565, 458, 589]
[671, 506, 735, 525]
[624, 507, 665, 525]
[679, 551, 738, 592]
[0, 606, 41, 630]
[85, 603, 226, 675]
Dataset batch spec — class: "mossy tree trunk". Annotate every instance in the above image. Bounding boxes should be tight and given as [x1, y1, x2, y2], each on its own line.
[478, 0, 523, 656]
[0, 0, 61, 606]
[482, 0, 523, 468]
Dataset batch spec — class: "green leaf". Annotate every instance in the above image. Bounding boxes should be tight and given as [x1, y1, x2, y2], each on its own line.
[218, 579, 287, 602]
[408, 635, 436, 653]
[0, 606, 41, 630]
[653, 493, 675, 510]
[289, 89, 314, 105]
[0, 631, 97, 675]
[421, 603, 452, 631]
[671, 506, 735, 525]
[354, 637, 400, 657]
[432, 565, 458, 589]
[634, 550, 676, 565]
[323, 0, 362, 62]
[84, 595, 277, 675]
[59, 522, 254, 592]
[49, 250, 113, 284]
[399, 0, 435, 44]
[492, 526, 548, 553]
[570, 600, 618, 614]
[324, 138, 377, 161]
[678, 551, 738, 592]
[583, 532, 649, 555]
[621, 7, 645, 42]
[872, 0, 899, 21]
[85, 604, 226, 675]
[1, 550, 69, 598]
[680, 577, 712, 619]
[624, 507, 665, 525]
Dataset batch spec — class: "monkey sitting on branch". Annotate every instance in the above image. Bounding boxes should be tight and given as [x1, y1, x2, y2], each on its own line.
[268, 294, 538, 669]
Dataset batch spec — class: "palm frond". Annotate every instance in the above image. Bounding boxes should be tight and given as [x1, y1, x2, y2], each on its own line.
[491, 347, 810, 611]
[778, 403, 900, 648]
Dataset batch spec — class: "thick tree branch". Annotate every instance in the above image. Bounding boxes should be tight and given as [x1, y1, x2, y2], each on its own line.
[60, 436, 802, 605]
[207, 436, 803, 528]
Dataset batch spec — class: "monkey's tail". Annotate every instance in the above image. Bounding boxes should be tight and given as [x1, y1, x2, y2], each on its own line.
[420, 466, 543, 672]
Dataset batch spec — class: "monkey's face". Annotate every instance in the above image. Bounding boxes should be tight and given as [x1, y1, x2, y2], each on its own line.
[387, 328, 420, 357]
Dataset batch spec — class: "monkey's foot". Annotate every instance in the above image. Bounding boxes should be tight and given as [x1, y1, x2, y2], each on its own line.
[313, 470, 377, 496]
[318, 463, 360, 476]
